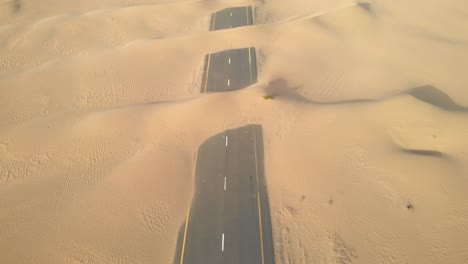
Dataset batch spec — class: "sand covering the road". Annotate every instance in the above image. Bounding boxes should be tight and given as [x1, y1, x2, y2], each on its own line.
[1, 0, 468, 263]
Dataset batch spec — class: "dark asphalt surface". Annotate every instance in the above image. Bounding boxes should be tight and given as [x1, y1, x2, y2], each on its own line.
[173, 6, 272, 264]
[201, 47, 257, 92]
[201, 6, 257, 93]
[210, 6, 253, 31]
[174, 125, 275, 264]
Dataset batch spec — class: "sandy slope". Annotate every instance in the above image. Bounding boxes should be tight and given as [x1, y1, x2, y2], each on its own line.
[1, 0, 468, 263]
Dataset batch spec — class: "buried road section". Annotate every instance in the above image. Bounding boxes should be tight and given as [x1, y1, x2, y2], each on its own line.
[210, 6, 254, 31]
[201, 47, 258, 92]
[173, 124, 275, 264]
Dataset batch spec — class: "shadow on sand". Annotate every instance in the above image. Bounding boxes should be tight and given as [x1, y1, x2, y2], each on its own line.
[12, 0, 21, 13]
[407, 85, 468, 112]
[357, 2, 373, 14]
[263, 79, 468, 160]
[264, 78, 376, 105]
[264, 79, 468, 112]
[400, 148, 444, 157]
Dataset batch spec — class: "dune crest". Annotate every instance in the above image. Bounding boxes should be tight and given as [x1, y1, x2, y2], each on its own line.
[1, 0, 468, 263]
[408, 85, 468, 112]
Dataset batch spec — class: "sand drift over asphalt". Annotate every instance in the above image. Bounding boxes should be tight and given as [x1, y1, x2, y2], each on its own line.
[1, 0, 468, 263]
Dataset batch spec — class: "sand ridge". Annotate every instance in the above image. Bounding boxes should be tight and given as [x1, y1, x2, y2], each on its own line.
[1, 0, 468, 263]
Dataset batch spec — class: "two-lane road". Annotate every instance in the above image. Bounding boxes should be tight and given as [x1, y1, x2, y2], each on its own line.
[201, 47, 257, 92]
[201, 6, 258, 93]
[210, 6, 254, 31]
[174, 125, 275, 264]
[172, 6, 272, 264]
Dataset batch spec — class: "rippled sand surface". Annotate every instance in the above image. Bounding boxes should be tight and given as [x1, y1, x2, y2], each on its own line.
[1, 0, 468, 263]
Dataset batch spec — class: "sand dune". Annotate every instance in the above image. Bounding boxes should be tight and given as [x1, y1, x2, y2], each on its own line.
[1, 0, 468, 263]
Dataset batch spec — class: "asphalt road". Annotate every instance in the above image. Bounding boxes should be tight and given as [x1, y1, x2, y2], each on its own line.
[201, 6, 257, 93]
[201, 47, 257, 92]
[210, 6, 254, 31]
[174, 124, 275, 264]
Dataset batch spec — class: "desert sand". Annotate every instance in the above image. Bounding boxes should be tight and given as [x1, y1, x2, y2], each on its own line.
[1, 0, 468, 263]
